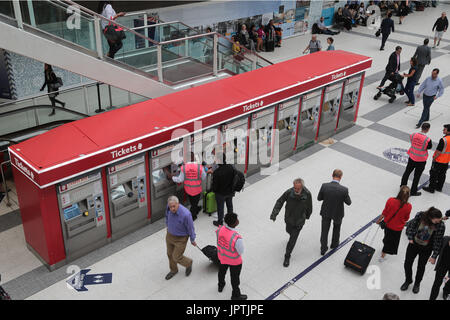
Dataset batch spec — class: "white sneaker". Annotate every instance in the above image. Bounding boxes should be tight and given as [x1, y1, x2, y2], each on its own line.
[378, 256, 387, 263]
[211, 212, 218, 219]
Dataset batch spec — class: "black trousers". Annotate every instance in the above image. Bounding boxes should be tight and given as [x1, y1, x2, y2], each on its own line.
[218, 263, 242, 297]
[188, 193, 201, 218]
[320, 217, 342, 251]
[380, 33, 389, 49]
[429, 266, 450, 300]
[107, 39, 123, 59]
[428, 162, 449, 191]
[285, 224, 303, 258]
[216, 193, 233, 224]
[404, 242, 433, 284]
[401, 158, 426, 194]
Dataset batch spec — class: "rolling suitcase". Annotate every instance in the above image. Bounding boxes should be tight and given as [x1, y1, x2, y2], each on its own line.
[344, 223, 379, 275]
[196, 244, 220, 265]
[202, 173, 217, 215]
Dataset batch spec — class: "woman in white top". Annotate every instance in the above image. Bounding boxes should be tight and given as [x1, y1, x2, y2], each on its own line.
[98, 1, 126, 59]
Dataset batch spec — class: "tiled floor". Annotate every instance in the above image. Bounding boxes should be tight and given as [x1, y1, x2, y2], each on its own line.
[1, 4, 450, 300]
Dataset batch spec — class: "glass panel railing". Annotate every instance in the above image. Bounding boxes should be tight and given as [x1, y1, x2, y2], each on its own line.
[0, 109, 37, 136]
[0, 1, 13, 18]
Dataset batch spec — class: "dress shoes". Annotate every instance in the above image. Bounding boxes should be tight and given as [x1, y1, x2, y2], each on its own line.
[410, 192, 421, 196]
[218, 283, 225, 292]
[165, 271, 178, 280]
[412, 283, 420, 294]
[185, 263, 192, 277]
[283, 256, 290, 267]
[422, 186, 435, 193]
[400, 281, 412, 291]
[231, 294, 248, 300]
[321, 248, 327, 256]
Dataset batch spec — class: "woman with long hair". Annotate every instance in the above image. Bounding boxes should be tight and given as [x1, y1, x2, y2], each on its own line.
[377, 186, 412, 262]
[401, 206, 446, 294]
[39, 63, 65, 116]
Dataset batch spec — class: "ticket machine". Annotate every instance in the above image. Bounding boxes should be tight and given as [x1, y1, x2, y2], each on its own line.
[317, 82, 343, 141]
[277, 97, 301, 160]
[337, 74, 362, 132]
[106, 155, 148, 240]
[247, 107, 276, 176]
[57, 171, 108, 262]
[222, 117, 248, 174]
[149, 142, 184, 222]
[296, 89, 323, 150]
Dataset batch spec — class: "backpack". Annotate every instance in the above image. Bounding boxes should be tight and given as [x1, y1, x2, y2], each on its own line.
[232, 167, 245, 192]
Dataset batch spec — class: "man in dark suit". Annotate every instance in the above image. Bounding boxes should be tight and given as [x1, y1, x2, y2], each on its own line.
[413, 38, 432, 85]
[380, 11, 394, 51]
[429, 236, 450, 300]
[377, 46, 402, 89]
[318, 169, 352, 255]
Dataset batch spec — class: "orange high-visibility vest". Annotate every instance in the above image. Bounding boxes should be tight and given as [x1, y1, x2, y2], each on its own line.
[407, 132, 431, 162]
[216, 226, 242, 266]
[182, 163, 203, 196]
[434, 136, 450, 164]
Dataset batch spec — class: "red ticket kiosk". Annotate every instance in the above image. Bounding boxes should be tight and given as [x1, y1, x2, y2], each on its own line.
[9, 51, 371, 269]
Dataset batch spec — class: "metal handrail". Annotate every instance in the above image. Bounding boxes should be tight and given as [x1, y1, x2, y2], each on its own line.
[130, 20, 183, 31]
[60, 0, 159, 45]
[0, 105, 88, 118]
[158, 31, 217, 45]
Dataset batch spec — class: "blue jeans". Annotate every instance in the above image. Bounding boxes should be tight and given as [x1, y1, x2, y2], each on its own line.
[418, 94, 435, 125]
[404, 80, 416, 104]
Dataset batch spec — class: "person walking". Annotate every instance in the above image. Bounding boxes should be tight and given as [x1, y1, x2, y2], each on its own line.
[432, 12, 448, 48]
[212, 152, 235, 227]
[317, 169, 352, 255]
[216, 212, 247, 300]
[171, 152, 207, 221]
[400, 122, 432, 196]
[165, 196, 196, 280]
[429, 236, 450, 300]
[303, 34, 322, 54]
[415, 69, 444, 128]
[402, 57, 418, 106]
[377, 46, 402, 89]
[423, 124, 450, 193]
[376, 186, 412, 262]
[379, 11, 395, 51]
[413, 38, 431, 86]
[39, 64, 65, 116]
[270, 178, 313, 267]
[401, 207, 446, 294]
[99, 1, 126, 59]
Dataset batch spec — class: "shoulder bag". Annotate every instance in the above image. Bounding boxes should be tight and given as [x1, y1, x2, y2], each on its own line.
[379, 204, 403, 229]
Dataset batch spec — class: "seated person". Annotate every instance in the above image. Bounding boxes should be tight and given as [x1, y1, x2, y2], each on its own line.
[316, 16, 340, 35]
[335, 7, 352, 31]
[357, 3, 369, 25]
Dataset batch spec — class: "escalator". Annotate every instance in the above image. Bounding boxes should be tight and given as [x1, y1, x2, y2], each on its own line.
[0, 0, 273, 99]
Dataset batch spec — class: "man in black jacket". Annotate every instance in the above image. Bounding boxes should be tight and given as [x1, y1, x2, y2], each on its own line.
[380, 11, 394, 51]
[212, 152, 235, 227]
[317, 169, 352, 255]
[429, 236, 450, 300]
[378, 46, 402, 89]
[270, 178, 313, 267]
[432, 12, 448, 48]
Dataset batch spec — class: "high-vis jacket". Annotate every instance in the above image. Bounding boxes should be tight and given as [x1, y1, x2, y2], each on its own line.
[407, 132, 431, 162]
[434, 136, 450, 164]
[216, 226, 242, 265]
[182, 163, 203, 196]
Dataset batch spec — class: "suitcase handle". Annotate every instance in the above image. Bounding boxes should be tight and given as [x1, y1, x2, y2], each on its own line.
[362, 221, 381, 246]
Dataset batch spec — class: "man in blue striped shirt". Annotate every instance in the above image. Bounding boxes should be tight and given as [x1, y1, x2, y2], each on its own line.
[416, 68, 444, 128]
[165, 196, 197, 280]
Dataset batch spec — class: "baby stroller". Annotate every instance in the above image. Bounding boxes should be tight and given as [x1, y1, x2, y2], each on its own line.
[374, 73, 404, 103]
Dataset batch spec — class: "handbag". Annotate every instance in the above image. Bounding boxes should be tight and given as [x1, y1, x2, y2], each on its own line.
[375, 29, 381, 37]
[379, 204, 403, 229]
[104, 23, 126, 42]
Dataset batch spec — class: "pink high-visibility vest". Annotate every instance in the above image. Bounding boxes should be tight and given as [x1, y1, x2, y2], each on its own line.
[407, 132, 430, 162]
[216, 226, 242, 266]
[182, 163, 203, 196]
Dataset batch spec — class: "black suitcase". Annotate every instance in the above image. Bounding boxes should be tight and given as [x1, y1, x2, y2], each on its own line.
[265, 40, 275, 52]
[197, 244, 220, 265]
[344, 241, 375, 275]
